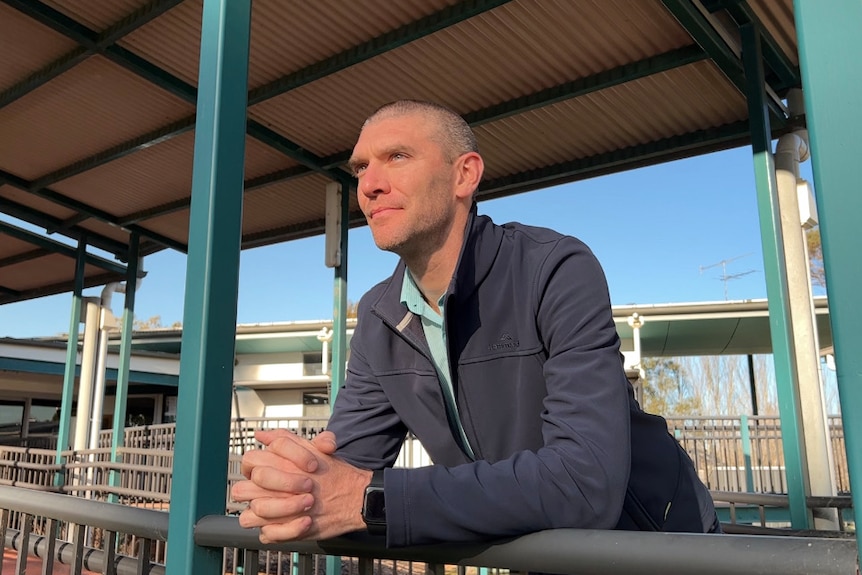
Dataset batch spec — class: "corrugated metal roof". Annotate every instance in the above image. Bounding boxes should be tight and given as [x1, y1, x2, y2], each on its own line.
[0, 3, 79, 89]
[0, 0, 804, 304]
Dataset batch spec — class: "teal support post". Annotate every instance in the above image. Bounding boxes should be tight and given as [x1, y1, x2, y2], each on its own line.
[740, 23, 810, 529]
[55, 239, 86, 486]
[795, 0, 862, 553]
[109, 233, 140, 502]
[330, 179, 351, 405]
[740, 414, 754, 492]
[326, 180, 351, 575]
[164, 0, 251, 573]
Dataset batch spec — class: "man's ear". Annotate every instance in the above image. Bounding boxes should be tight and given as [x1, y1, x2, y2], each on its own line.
[454, 152, 484, 200]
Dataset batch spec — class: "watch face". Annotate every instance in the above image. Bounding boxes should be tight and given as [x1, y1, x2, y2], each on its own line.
[364, 487, 386, 522]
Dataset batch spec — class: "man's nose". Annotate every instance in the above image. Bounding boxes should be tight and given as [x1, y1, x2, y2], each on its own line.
[358, 163, 388, 197]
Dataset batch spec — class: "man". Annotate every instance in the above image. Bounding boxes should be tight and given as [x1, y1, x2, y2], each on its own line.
[231, 100, 719, 548]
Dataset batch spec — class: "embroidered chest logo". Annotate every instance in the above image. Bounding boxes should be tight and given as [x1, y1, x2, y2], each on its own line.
[488, 332, 520, 351]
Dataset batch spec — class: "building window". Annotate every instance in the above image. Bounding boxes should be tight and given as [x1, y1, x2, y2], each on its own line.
[303, 352, 329, 376]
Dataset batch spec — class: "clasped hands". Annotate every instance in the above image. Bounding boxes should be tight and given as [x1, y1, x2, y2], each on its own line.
[231, 429, 372, 543]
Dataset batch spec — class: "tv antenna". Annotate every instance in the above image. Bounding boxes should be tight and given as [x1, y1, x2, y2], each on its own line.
[699, 253, 756, 300]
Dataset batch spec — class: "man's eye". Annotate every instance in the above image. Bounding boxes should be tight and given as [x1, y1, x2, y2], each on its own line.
[353, 164, 367, 176]
[391, 153, 406, 161]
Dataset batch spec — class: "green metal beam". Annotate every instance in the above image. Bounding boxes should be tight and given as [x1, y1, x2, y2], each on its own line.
[165, 0, 251, 572]
[0, 285, 20, 296]
[110, 234, 140, 500]
[740, 22, 809, 529]
[701, 0, 800, 92]
[118, 164, 315, 227]
[0, 0, 184, 110]
[32, 117, 196, 191]
[247, 0, 514, 105]
[0, 220, 127, 275]
[0, 247, 50, 269]
[660, 0, 786, 125]
[466, 45, 707, 126]
[0, 270, 125, 306]
[55, 239, 84, 480]
[479, 120, 754, 201]
[0, 47, 89, 109]
[794, 0, 862, 556]
[0, 196, 128, 257]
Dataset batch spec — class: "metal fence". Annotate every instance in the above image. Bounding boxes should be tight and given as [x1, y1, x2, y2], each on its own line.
[0, 485, 856, 575]
[7, 415, 851, 501]
[665, 415, 849, 494]
[0, 415, 856, 574]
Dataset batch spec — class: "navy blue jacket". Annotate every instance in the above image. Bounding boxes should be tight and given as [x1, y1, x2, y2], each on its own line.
[328, 209, 716, 547]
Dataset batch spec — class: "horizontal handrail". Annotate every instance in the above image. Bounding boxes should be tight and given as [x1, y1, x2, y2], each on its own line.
[712, 490, 855, 509]
[195, 515, 857, 575]
[0, 485, 169, 540]
[0, 484, 856, 575]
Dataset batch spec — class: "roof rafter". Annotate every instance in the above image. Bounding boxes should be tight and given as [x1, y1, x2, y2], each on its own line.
[119, 45, 710, 227]
[660, 0, 787, 125]
[247, 0, 515, 106]
[478, 120, 754, 201]
[0, 170, 186, 253]
[0, 195, 128, 257]
[240, 120, 758, 249]
[0, 220, 127, 275]
[0, 270, 125, 306]
[0, 247, 50, 269]
[701, 0, 800, 91]
[1, 0, 511, 248]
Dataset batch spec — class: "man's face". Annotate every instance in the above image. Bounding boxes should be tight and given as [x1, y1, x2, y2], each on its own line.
[349, 112, 458, 258]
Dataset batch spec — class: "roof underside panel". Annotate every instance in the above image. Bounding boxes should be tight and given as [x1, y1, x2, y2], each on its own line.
[0, 55, 195, 180]
[747, 0, 798, 66]
[40, 0, 156, 32]
[0, 0, 802, 304]
[0, 3, 79, 90]
[249, 0, 695, 159]
[2, 252, 108, 292]
[0, 184, 77, 221]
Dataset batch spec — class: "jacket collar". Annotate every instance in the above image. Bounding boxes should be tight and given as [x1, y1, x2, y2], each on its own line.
[371, 204, 504, 327]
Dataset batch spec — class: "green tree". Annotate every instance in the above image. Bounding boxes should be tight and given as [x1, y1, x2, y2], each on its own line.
[806, 227, 826, 289]
[641, 357, 702, 416]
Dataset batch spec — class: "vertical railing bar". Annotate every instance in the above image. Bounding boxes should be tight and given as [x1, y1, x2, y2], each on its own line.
[102, 530, 117, 575]
[136, 538, 152, 575]
[72, 524, 85, 575]
[0, 508, 9, 575]
[246, 548, 260, 575]
[41, 518, 57, 575]
[15, 513, 33, 575]
[296, 552, 313, 575]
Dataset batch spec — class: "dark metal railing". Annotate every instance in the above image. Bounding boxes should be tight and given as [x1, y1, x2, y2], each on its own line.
[0, 485, 857, 575]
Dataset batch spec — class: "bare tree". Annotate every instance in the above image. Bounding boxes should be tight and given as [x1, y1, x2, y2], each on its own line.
[807, 227, 826, 289]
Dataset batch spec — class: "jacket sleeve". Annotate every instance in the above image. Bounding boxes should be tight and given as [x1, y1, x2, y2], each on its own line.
[384, 237, 632, 546]
[327, 307, 409, 471]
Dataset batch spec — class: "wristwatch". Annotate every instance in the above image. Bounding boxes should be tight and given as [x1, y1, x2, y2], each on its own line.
[361, 469, 386, 535]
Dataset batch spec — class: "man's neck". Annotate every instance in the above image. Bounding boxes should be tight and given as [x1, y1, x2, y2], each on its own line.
[403, 218, 468, 313]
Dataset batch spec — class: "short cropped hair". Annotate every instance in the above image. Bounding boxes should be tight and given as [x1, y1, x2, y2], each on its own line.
[364, 100, 479, 163]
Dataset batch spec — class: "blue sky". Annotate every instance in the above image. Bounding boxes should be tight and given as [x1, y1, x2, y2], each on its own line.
[0, 145, 817, 338]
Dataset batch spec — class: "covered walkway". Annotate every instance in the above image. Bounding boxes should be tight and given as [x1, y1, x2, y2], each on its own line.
[0, 0, 860, 573]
